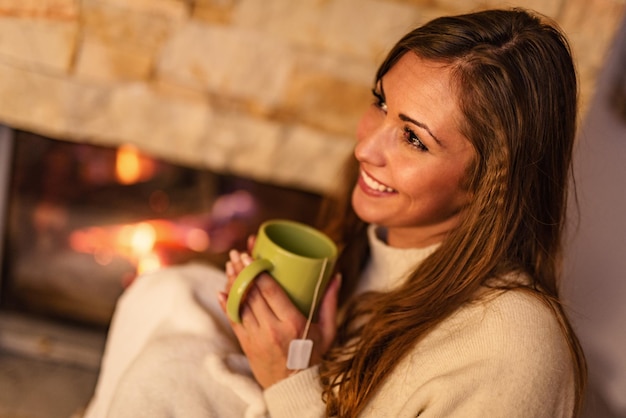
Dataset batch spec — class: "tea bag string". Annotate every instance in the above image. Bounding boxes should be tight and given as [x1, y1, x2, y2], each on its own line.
[286, 257, 328, 370]
[301, 257, 328, 340]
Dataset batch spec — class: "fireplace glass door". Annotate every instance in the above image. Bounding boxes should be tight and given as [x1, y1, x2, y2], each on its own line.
[0, 129, 323, 327]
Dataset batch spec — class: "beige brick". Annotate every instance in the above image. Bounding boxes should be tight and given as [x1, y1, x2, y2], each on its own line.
[316, 0, 423, 61]
[82, 0, 175, 50]
[158, 23, 294, 107]
[270, 125, 355, 193]
[152, 78, 209, 103]
[396, 0, 565, 20]
[0, 0, 78, 19]
[478, 0, 564, 17]
[68, 82, 212, 170]
[233, 0, 322, 47]
[301, 49, 376, 87]
[0, 62, 70, 135]
[75, 0, 179, 81]
[380, 0, 470, 15]
[557, 0, 626, 113]
[0, 17, 77, 71]
[192, 0, 238, 24]
[392, 0, 563, 18]
[74, 36, 154, 82]
[81, 83, 211, 165]
[0, 60, 212, 170]
[202, 110, 283, 178]
[97, 0, 189, 20]
[235, 0, 422, 62]
[282, 62, 371, 137]
[202, 109, 354, 193]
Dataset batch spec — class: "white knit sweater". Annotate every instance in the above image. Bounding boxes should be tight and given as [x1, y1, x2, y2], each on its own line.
[85, 225, 575, 418]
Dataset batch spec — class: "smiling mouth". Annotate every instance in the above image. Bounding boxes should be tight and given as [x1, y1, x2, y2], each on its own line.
[361, 170, 396, 193]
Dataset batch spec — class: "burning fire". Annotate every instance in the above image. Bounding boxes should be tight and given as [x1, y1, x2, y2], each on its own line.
[115, 144, 156, 185]
[67, 144, 257, 286]
[69, 219, 210, 280]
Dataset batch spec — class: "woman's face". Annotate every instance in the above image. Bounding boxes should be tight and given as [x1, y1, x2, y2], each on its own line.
[352, 53, 475, 248]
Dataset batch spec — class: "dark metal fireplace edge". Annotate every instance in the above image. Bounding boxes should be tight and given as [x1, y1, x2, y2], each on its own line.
[0, 124, 13, 304]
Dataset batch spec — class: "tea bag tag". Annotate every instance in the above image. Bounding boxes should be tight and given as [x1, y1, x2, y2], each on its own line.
[286, 258, 328, 370]
[287, 339, 313, 370]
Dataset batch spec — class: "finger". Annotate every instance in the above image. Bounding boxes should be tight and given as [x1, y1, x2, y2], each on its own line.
[217, 291, 228, 314]
[241, 282, 276, 329]
[239, 288, 261, 328]
[240, 252, 253, 267]
[229, 249, 244, 272]
[254, 274, 304, 324]
[247, 235, 256, 253]
[225, 261, 235, 277]
[317, 273, 341, 348]
[225, 249, 249, 292]
[225, 261, 236, 292]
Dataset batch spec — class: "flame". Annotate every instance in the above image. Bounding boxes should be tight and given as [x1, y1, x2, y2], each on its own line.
[128, 222, 157, 256]
[137, 252, 162, 275]
[68, 217, 211, 285]
[115, 144, 155, 185]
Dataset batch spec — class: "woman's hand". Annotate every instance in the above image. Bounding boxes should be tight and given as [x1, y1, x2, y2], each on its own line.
[218, 242, 341, 389]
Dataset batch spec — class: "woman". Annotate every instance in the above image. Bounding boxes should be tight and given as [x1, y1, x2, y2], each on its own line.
[222, 7, 587, 417]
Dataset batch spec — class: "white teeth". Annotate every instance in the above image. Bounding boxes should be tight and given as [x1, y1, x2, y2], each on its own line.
[362, 170, 395, 193]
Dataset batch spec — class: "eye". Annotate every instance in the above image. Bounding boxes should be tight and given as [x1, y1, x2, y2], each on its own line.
[403, 126, 428, 152]
[371, 89, 387, 113]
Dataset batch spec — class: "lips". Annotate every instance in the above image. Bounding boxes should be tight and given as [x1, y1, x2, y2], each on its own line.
[360, 170, 396, 193]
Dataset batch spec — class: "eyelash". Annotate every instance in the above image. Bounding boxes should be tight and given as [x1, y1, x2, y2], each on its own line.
[371, 89, 428, 152]
[403, 126, 428, 152]
[371, 89, 387, 112]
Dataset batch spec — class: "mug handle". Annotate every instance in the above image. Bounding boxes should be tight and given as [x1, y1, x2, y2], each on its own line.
[226, 259, 273, 323]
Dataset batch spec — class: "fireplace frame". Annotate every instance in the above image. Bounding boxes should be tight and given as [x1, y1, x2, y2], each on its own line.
[0, 125, 105, 370]
[0, 125, 14, 304]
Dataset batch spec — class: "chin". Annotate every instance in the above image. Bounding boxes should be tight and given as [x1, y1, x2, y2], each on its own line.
[351, 190, 382, 226]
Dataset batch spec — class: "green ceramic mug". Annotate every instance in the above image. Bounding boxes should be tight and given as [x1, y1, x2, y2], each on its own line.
[226, 219, 338, 323]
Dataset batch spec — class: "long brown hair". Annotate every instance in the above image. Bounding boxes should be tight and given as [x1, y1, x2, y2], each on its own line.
[317, 8, 587, 417]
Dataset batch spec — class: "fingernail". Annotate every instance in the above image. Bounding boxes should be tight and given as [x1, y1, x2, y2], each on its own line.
[217, 291, 227, 305]
[225, 261, 234, 276]
[229, 249, 240, 262]
[241, 253, 252, 266]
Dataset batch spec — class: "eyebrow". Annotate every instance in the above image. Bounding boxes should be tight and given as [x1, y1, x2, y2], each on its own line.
[378, 79, 445, 148]
[398, 114, 444, 148]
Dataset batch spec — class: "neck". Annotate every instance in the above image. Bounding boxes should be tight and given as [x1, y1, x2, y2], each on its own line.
[386, 222, 457, 249]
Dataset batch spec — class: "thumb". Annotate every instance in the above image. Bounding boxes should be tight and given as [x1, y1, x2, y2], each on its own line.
[317, 273, 342, 349]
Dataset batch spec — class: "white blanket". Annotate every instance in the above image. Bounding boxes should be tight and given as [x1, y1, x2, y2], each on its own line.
[83, 262, 267, 418]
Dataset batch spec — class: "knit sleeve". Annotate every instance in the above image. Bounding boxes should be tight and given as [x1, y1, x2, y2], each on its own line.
[263, 366, 327, 418]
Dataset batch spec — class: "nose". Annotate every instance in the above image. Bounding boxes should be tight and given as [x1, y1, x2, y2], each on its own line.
[354, 110, 387, 167]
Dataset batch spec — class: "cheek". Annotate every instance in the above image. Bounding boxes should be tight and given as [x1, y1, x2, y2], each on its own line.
[400, 166, 469, 208]
[430, 172, 471, 212]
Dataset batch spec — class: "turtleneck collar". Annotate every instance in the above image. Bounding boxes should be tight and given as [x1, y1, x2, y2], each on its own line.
[356, 224, 440, 295]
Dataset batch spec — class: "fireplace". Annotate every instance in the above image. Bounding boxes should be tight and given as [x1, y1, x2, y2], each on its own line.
[0, 126, 324, 328]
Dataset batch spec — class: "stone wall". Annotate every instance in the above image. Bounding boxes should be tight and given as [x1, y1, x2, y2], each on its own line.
[0, 0, 624, 194]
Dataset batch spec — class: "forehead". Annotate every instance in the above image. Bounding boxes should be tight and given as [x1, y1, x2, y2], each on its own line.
[383, 53, 457, 112]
